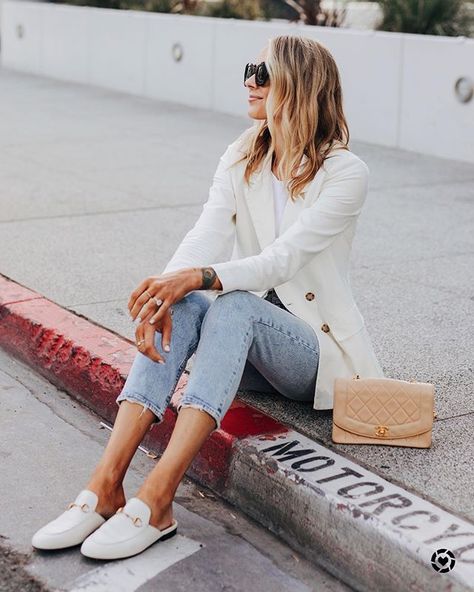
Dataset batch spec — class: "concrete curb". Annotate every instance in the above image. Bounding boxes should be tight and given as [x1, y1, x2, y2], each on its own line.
[1, 273, 472, 592]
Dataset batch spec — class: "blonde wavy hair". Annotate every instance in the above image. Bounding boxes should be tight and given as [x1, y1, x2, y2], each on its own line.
[235, 34, 350, 201]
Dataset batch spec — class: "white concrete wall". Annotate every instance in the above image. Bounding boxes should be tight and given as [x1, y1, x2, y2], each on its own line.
[1, 0, 473, 163]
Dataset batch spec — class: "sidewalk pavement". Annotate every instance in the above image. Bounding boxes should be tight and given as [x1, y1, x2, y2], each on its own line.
[1, 66, 473, 591]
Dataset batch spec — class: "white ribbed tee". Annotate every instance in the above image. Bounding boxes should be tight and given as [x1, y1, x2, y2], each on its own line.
[271, 172, 288, 237]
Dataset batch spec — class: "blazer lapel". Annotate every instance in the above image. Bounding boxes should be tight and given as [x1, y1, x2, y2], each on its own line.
[243, 151, 310, 251]
[244, 149, 274, 250]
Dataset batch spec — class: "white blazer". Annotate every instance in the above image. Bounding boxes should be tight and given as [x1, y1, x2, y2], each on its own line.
[162, 128, 385, 409]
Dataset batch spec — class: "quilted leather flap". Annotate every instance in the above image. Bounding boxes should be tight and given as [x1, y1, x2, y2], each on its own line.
[333, 377, 434, 439]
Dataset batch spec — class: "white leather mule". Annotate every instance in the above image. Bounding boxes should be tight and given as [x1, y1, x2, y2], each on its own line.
[31, 489, 106, 550]
[80, 497, 178, 560]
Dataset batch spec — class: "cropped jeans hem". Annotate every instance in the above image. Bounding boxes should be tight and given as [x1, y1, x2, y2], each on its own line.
[114, 290, 319, 439]
[115, 392, 164, 427]
[177, 396, 222, 433]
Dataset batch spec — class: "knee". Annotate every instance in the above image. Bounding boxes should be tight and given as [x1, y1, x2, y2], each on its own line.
[202, 291, 258, 330]
[208, 290, 257, 317]
[171, 290, 211, 324]
[215, 290, 257, 307]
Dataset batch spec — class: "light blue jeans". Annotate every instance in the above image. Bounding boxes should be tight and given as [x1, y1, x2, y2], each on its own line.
[115, 289, 320, 433]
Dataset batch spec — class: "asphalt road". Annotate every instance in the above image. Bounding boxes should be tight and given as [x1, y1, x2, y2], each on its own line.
[0, 346, 354, 592]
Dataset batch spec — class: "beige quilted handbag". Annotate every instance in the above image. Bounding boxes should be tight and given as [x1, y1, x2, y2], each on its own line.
[332, 375, 436, 448]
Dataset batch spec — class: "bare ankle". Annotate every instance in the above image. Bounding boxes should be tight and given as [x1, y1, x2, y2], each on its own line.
[138, 484, 174, 508]
[88, 470, 123, 492]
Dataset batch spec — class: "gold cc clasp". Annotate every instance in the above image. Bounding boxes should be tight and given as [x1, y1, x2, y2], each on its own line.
[375, 425, 389, 437]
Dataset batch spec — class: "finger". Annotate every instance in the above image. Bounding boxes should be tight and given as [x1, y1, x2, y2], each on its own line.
[128, 278, 150, 313]
[148, 300, 170, 326]
[135, 321, 144, 352]
[131, 291, 163, 322]
[140, 298, 166, 326]
[130, 289, 149, 320]
[143, 322, 165, 364]
[135, 297, 159, 323]
[161, 312, 173, 352]
[137, 306, 157, 325]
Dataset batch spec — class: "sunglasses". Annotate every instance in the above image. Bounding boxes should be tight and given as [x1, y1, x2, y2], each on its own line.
[244, 62, 270, 87]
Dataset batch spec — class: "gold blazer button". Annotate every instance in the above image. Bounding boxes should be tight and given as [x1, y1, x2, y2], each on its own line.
[305, 292, 315, 301]
[321, 323, 330, 333]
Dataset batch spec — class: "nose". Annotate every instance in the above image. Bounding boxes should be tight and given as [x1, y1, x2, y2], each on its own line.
[245, 74, 257, 89]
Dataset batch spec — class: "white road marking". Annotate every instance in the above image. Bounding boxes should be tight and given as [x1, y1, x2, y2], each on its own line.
[67, 535, 203, 592]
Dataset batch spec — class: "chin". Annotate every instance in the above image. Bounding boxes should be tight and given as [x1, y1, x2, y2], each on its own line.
[247, 108, 266, 120]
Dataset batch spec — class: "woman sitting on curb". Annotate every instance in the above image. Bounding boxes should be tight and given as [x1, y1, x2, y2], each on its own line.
[32, 33, 383, 560]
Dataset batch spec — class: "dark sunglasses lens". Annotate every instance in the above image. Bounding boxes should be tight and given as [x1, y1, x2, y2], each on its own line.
[244, 63, 255, 83]
[244, 62, 269, 86]
[256, 64, 268, 86]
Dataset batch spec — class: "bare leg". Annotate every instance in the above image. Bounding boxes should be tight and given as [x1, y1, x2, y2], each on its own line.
[85, 400, 157, 519]
[135, 407, 216, 530]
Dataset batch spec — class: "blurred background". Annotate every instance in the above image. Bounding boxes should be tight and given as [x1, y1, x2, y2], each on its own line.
[1, 0, 473, 162]
[8, 0, 474, 35]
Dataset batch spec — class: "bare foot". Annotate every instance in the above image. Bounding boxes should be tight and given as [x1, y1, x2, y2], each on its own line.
[135, 489, 174, 531]
[85, 480, 126, 520]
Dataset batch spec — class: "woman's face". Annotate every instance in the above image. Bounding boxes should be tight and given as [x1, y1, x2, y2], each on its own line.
[245, 46, 270, 120]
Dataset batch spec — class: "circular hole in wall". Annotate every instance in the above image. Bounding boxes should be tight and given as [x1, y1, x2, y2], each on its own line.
[454, 77, 473, 103]
[171, 42, 184, 62]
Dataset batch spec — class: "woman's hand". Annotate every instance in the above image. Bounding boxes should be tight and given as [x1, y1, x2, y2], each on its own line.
[134, 309, 173, 364]
[128, 269, 200, 327]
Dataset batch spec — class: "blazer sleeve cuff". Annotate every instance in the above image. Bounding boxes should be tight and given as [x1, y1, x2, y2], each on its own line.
[211, 259, 268, 294]
[211, 261, 246, 294]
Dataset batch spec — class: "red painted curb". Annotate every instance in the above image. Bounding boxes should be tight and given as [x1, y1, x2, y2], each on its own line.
[0, 274, 289, 491]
